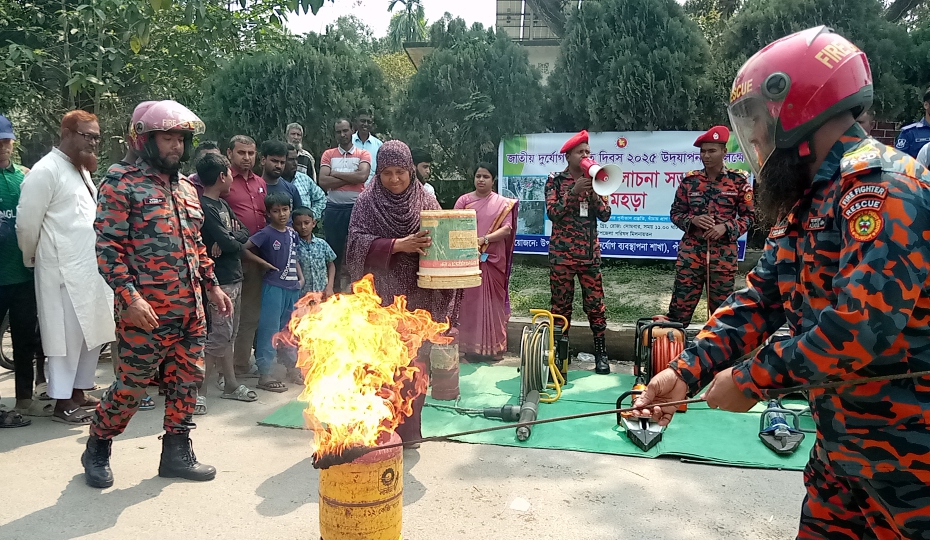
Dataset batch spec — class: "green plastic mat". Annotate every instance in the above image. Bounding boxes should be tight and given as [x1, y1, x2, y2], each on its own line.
[259, 363, 815, 471]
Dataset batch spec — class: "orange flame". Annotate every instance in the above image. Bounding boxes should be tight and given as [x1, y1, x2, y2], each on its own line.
[286, 274, 451, 456]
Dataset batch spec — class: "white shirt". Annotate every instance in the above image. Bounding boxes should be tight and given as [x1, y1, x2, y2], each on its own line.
[353, 132, 382, 185]
[917, 141, 930, 168]
[16, 148, 115, 355]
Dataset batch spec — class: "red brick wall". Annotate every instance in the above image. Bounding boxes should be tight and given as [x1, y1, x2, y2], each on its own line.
[871, 120, 900, 146]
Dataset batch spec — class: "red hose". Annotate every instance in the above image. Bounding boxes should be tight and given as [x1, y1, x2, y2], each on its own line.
[650, 328, 688, 412]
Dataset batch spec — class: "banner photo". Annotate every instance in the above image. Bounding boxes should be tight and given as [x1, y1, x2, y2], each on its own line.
[498, 131, 752, 261]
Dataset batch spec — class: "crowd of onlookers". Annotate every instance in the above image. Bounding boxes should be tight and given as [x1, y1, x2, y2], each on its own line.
[0, 108, 448, 427]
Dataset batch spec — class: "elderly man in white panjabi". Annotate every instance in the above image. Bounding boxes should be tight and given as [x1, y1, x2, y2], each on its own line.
[16, 110, 115, 425]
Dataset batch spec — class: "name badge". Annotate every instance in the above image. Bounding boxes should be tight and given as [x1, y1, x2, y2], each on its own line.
[580, 200, 588, 217]
[143, 197, 166, 205]
[806, 217, 828, 230]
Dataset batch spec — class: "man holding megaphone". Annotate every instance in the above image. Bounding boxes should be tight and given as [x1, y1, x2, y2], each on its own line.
[545, 130, 613, 375]
[666, 126, 755, 326]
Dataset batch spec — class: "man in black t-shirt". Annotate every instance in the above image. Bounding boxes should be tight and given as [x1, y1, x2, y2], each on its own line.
[197, 153, 257, 405]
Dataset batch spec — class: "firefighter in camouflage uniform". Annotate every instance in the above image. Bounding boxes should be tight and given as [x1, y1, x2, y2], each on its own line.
[634, 27, 930, 538]
[83, 101, 233, 489]
[545, 130, 612, 375]
[667, 125, 754, 326]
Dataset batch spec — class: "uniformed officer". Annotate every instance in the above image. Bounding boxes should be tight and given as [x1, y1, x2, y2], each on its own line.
[894, 87, 930, 158]
[666, 126, 754, 326]
[545, 130, 612, 375]
[633, 27, 930, 538]
[84, 100, 233, 488]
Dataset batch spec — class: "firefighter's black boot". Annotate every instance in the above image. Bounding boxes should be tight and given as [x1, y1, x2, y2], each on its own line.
[158, 432, 216, 481]
[594, 336, 610, 375]
[82, 436, 114, 488]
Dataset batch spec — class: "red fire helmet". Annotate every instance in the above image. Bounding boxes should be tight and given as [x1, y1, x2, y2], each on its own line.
[128, 100, 205, 163]
[727, 26, 873, 177]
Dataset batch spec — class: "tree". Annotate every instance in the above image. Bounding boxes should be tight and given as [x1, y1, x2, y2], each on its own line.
[373, 52, 416, 103]
[386, 0, 427, 51]
[200, 33, 391, 162]
[325, 14, 384, 54]
[546, 0, 717, 132]
[395, 18, 544, 203]
[720, 0, 917, 122]
[0, 0, 298, 166]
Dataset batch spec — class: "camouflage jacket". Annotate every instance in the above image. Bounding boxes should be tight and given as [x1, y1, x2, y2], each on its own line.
[96, 158, 217, 320]
[670, 167, 754, 245]
[671, 125, 930, 483]
[545, 170, 611, 264]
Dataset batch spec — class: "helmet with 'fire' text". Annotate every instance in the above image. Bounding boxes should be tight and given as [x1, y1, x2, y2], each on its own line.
[727, 26, 873, 178]
[128, 100, 205, 165]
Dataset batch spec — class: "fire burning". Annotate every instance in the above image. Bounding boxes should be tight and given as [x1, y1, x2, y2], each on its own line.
[285, 275, 451, 463]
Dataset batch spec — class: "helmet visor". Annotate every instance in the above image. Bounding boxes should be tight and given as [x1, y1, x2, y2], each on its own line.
[728, 95, 778, 179]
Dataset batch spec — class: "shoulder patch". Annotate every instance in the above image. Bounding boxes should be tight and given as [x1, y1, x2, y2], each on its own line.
[842, 198, 884, 220]
[895, 138, 907, 149]
[839, 184, 887, 209]
[743, 190, 753, 203]
[840, 144, 882, 177]
[847, 209, 883, 242]
[769, 224, 789, 238]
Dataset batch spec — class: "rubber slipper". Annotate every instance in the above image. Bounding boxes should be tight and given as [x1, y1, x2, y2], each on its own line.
[80, 394, 101, 408]
[51, 407, 93, 425]
[236, 365, 260, 379]
[257, 381, 288, 393]
[0, 410, 31, 428]
[15, 401, 55, 417]
[219, 384, 258, 402]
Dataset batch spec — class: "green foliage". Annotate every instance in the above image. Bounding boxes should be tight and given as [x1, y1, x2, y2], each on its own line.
[386, 0, 427, 52]
[374, 51, 416, 102]
[721, 0, 917, 121]
[200, 33, 391, 161]
[395, 17, 544, 202]
[546, 0, 717, 132]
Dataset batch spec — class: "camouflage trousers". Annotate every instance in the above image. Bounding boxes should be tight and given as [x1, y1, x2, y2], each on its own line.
[549, 262, 606, 338]
[667, 237, 737, 326]
[90, 316, 206, 439]
[798, 443, 930, 539]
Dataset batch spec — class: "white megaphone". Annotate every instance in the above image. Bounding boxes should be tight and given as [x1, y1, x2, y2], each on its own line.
[580, 157, 624, 196]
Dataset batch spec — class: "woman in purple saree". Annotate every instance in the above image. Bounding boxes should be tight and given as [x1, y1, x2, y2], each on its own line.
[345, 140, 454, 446]
[454, 163, 518, 361]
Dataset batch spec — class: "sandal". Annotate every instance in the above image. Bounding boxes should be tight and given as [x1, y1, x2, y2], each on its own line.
[194, 395, 207, 415]
[257, 380, 288, 393]
[0, 410, 31, 428]
[220, 384, 258, 402]
[34, 382, 51, 401]
[15, 400, 54, 417]
[51, 407, 93, 425]
[139, 396, 156, 411]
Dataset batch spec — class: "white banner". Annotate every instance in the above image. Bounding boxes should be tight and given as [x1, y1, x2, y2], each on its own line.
[498, 131, 751, 260]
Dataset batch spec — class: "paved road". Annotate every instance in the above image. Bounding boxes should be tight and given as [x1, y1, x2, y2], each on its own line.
[0, 362, 805, 539]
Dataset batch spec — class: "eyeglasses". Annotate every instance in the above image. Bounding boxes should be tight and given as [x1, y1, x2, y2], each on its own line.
[75, 131, 101, 144]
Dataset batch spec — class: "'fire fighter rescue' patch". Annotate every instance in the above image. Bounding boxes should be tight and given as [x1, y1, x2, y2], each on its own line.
[744, 191, 753, 203]
[848, 209, 883, 242]
[839, 184, 887, 210]
[842, 198, 884, 220]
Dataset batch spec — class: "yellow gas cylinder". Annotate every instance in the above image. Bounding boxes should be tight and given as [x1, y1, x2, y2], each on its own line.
[318, 431, 403, 540]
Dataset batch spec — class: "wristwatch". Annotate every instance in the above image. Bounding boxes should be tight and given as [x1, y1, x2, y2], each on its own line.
[481, 236, 489, 246]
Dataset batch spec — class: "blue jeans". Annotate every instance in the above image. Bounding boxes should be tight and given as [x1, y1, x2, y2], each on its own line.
[255, 283, 300, 376]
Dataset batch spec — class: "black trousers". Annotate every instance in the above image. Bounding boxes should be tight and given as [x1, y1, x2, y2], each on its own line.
[0, 281, 41, 400]
[323, 202, 354, 291]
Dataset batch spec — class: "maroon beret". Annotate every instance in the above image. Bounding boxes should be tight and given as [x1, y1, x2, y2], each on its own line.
[694, 125, 730, 147]
[560, 130, 589, 154]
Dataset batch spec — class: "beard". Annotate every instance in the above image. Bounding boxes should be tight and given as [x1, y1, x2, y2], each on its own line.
[152, 154, 183, 173]
[754, 148, 811, 228]
[65, 148, 98, 173]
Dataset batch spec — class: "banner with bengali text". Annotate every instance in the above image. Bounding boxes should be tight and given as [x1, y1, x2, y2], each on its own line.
[498, 131, 752, 261]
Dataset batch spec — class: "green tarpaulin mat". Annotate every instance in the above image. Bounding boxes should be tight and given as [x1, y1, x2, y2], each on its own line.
[259, 363, 815, 471]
